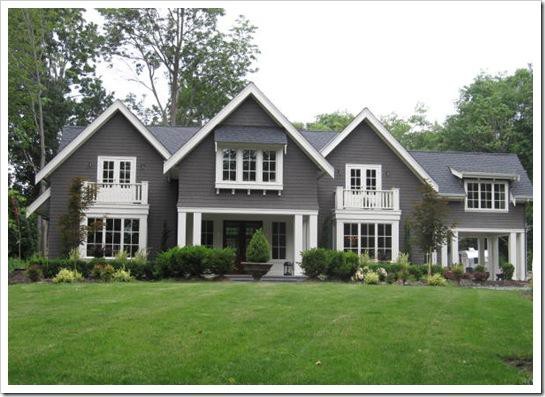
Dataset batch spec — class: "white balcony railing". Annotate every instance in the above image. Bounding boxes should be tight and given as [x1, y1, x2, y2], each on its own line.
[84, 181, 149, 205]
[335, 187, 400, 211]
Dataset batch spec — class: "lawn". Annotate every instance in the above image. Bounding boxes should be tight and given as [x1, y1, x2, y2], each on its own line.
[9, 282, 532, 385]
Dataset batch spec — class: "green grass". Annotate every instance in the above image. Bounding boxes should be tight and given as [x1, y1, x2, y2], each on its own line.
[9, 282, 532, 385]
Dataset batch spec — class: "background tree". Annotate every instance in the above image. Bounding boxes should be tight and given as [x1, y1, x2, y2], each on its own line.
[294, 111, 354, 132]
[100, 8, 259, 126]
[411, 184, 453, 275]
[8, 190, 38, 259]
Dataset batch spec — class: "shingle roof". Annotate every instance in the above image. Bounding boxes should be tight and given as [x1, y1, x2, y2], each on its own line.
[300, 130, 338, 150]
[409, 150, 532, 199]
[214, 126, 287, 145]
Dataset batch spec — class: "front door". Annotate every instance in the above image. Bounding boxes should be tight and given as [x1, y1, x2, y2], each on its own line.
[223, 220, 263, 272]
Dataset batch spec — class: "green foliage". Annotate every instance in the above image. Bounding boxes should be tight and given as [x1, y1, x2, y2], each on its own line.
[246, 229, 270, 263]
[472, 271, 489, 284]
[9, 257, 28, 272]
[203, 248, 235, 275]
[112, 268, 133, 282]
[26, 264, 43, 282]
[91, 263, 115, 282]
[327, 251, 358, 281]
[155, 246, 217, 278]
[301, 248, 329, 278]
[114, 250, 129, 264]
[364, 271, 380, 285]
[8, 189, 37, 259]
[426, 273, 447, 286]
[301, 111, 355, 132]
[474, 264, 486, 273]
[52, 268, 83, 283]
[500, 263, 515, 280]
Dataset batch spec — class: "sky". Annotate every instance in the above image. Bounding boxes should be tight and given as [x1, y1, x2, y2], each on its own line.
[88, 1, 539, 124]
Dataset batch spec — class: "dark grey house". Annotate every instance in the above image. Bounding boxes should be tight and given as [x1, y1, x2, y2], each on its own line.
[28, 83, 533, 279]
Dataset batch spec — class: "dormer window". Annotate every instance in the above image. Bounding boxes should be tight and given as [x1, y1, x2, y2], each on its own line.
[242, 150, 257, 181]
[222, 149, 237, 181]
[465, 180, 508, 212]
[97, 156, 136, 185]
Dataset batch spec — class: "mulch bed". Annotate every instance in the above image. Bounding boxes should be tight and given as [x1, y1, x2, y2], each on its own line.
[8, 269, 30, 284]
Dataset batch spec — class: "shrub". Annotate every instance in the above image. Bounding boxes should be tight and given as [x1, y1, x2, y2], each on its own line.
[445, 264, 465, 284]
[364, 271, 380, 285]
[474, 264, 486, 273]
[154, 248, 177, 278]
[472, 271, 489, 284]
[408, 264, 428, 281]
[112, 268, 133, 282]
[352, 267, 365, 282]
[359, 252, 373, 268]
[500, 263, 515, 280]
[397, 253, 410, 284]
[246, 229, 271, 263]
[26, 264, 43, 282]
[114, 249, 129, 264]
[177, 246, 209, 276]
[204, 248, 235, 275]
[426, 273, 447, 286]
[68, 247, 80, 261]
[52, 268, 83, 283]
[385, 272, 397, 284]
[301, 248, 329, 278]
[125, 259, 154, 280]
[133, 249, 148, 263]
[377, 267, 387, 282]
[8, 257, 28, 272]
[326, 251, 358, 281]
[92, 263, 115, 281]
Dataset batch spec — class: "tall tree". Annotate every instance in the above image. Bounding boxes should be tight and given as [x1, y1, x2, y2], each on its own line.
[295, 111, 354, 132]
[100, 8, 259, 126]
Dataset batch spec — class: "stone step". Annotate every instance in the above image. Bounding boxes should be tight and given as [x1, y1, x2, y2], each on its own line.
[261, 275, 307, 282]
[224, 274, 254, 281]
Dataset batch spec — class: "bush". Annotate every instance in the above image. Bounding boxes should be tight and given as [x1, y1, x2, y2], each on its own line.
[327, 251, 358, 281]
[301, 248, 329, 278]
[500, 263, 515, 280]
[364, 271, 380, 285]
[92, 263, 115, 281]
[26, 264, 43, 282]
[204, 248, 235, 275]
[246, 229, 271, 263]
[426, 273, 447, 286]
[472, 271, 489, 284]
[112, 268, 133, 282]
[352, 267, 365, 282]
[397, 253, 410, 284]
[177, 246, 209, 276]
[8, 257, 28, 272]
[386, 272, 397, 284]
[125, 259, 155, 280]
[474, 264, 486, 273]
[446, 264, 465, 284]
[377, 267, 387, 282]
[52, 268, 84, 283]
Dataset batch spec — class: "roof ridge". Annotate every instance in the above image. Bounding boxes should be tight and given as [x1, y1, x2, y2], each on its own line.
[409, 149, 518, 156]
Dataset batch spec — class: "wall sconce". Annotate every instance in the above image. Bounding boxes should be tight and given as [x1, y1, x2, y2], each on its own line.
[385, 170, 390, 177]
[88, 161, 93, 168]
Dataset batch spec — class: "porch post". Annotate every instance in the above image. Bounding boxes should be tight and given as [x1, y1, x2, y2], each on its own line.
[177, 211, 187, 247]
[488, 236, 499, 280]
[139, 215, 148, 252]
[294, 214, 303, 275]
[508, 232, 517, 280]
[391, 221, 399, 261]
[450, 230, 459, 265]
[478, 237, 486, 267]
[431, 251, 438, 265]
[517, 232, 526, 280]
[192, 212, 202, 246]
[335, 220, 344, 251]
[308, 214, 318, 249]
[440, 243, 448, 267]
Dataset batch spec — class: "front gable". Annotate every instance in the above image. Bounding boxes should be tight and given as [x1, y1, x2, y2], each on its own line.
[220, 96, 279, 128]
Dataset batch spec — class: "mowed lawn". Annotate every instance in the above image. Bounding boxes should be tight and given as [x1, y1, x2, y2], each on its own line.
[9, 282, 532, 385]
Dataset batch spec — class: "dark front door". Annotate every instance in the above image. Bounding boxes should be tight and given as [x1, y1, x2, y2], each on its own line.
[223, 220, 263, 271]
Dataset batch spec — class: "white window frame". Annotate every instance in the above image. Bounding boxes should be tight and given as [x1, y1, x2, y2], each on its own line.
[215, 144, 284, 191]
[345, 164, 382, 191]
[464, 180, 509, 213]
[272, 221, 287, 260]
[97, 156, 137, 184]
[342, 221, 396, 261]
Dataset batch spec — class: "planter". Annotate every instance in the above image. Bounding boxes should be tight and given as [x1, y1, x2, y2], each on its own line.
[241, 262, 273, 280]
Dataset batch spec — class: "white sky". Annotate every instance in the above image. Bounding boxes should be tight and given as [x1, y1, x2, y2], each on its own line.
[88, 1, 540, 124]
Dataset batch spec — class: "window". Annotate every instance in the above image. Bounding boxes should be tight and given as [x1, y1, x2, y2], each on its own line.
[465, 181, 508, 211]
[85, 217, 141, 258]
[345, 164, 381, 191]
[242, 150, 257, 181]
[272, 222, 287, 259]
[263, 151, 276, 182]
[343, 222, 393, 261]
[97, 156, 136, 185]
[222, 149, 237, 181]
[201, 220, 214, 248]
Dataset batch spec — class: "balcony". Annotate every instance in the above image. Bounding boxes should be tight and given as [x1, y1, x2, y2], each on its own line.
[84, 181, 149, 205]
[335, 187, 399, 211]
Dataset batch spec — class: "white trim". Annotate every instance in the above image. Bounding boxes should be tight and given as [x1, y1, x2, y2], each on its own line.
[293, 214, 303, 274]
[177, 211, 187, 247]
[97, 156, 137, 184]
[84, 205, 150, 216]
[177, 206, 318, 216]
[308, 214, 318, 249]
[450, 167, 520, 181]
[464, 180, 509, 213]
[321, 108, 438, 191]
[35, 100, 170, 183]
[345, 163, 382, 191]
[192, 212, 202, 246]
[337, 220, 399, 261]
[26, 188, 51, 217]
[163, 83, 334, 178]
[333, 209, 401, 222]
[454, 227, 525, 234]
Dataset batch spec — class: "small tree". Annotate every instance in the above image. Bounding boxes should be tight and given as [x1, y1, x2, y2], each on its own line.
[59, 177, 96, 256]
[246, 229, 270, 263]
[411, 184, 453, 276]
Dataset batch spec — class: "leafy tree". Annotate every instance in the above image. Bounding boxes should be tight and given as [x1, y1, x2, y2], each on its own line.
[8, 189, 38, 259]
[411, 184, 453, 275]
[100, 8, 259, 126]
[297, 111, 354, 132]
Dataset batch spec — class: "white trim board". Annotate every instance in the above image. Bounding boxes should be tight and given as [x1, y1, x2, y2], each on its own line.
[321, 108, 438, 191]
[450, 167, 520, 181]
[454, 227, 525, 234]
[333, 209, 401, 222]
[26, 188, 51, 218]
[35, 101, 171, 183]
[177, 207, 318, 216]
[164, 83, 334, 178]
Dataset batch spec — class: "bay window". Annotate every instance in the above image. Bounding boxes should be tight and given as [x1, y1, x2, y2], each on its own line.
[465, 180, 508, 211]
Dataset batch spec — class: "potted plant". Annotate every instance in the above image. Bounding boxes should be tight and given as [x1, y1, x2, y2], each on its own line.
[242, 229, 273, 280]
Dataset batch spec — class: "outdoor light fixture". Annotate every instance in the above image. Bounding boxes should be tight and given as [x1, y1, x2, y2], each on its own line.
[284, 261, 294, 276]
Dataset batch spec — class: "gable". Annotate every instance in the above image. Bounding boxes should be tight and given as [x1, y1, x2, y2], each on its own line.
[220, 96, 279, 128]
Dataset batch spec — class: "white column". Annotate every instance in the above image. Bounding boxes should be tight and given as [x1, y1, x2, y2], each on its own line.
[431, 251, 438, 265]
[139, 215, 148, 252]
[293, 214, 303, 275]
[308, 214, 318, 249]
[177, 211, 187, 247]
[335, 220, 344, 251]
[508, 232, 517, 280]
[517, 232, 526, 281]
[478, 237, 486, 267]
[488, 236, 499, 280]
[391, 221, 400, 262]
[450, 230, 459, 265]
[192, 212, 202, 246]
[440, 243, 448, 267]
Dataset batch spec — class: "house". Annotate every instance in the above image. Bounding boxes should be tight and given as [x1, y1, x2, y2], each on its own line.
[26, 83, 533, 280]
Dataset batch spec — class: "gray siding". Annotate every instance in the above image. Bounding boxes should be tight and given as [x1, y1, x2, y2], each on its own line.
[446, 201, 526, 229]
[48, 112, 178, 257]
[221, 96, 278, 127]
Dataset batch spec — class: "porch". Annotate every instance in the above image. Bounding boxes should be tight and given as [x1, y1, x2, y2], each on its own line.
[177, 208, 318, 276]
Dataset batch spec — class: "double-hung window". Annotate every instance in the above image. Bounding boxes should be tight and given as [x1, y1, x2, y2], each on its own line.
[86, 217, 141, 258]
[343, 222, 394, 261]
[262, 151, 276, 182]
[465, 180, 508, 212]
[345, 164, 381, 191]
[272, 222, 287, 259]
[222, 149, 237, 181]
[242, 150, 257, 181]
[201, 220, 214, 248]
[97, 156, 136, 185]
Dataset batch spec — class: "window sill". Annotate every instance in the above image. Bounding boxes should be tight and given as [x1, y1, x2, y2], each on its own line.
[464, 208, 509, 213]
[215, 181, 284, 191]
